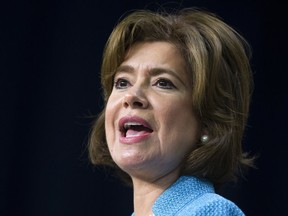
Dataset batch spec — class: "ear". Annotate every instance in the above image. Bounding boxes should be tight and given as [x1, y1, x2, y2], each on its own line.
[201, 128, 209, 136]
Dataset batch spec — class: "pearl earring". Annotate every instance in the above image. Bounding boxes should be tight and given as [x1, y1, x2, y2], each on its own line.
[201, 135, 209, 143]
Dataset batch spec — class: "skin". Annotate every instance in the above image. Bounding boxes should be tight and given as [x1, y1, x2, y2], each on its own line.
[105, 41, 200, 216]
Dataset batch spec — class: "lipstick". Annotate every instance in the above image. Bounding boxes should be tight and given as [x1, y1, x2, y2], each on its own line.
[118, 116, 153, 144]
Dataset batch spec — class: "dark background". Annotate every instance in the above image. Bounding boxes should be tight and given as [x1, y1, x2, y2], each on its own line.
[1, 0, 287, 215]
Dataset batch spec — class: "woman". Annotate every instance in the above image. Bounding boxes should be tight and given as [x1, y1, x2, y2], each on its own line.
[89, 8, 254, 216]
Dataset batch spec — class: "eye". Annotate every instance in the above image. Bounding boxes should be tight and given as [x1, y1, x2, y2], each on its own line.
[153, 78, 176, 89]
[114, 78, 131, 89]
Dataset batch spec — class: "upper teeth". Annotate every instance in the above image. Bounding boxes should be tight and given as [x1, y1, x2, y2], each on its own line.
[124, 122, 142, 129]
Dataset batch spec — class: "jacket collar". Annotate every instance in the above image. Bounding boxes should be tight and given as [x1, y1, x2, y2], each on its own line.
[152, 176, 214, 215]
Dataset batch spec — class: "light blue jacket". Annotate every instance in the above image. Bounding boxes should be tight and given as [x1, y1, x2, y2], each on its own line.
[132, 176, 245, 216]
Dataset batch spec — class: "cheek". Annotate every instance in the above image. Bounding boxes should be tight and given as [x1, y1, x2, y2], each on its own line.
[104, 110, 111, 132]
[105, 94, 121, 124]
[157, 98, 198, 144]
[104, 97, 119, 143]
[104, 112, 112, 147]
[159, 98, 192, 125]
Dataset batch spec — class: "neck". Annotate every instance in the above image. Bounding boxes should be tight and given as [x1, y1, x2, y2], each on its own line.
[132, 171, 179, 216]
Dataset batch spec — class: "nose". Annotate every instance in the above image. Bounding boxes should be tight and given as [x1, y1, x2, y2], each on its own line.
[122, 87, 149, 109]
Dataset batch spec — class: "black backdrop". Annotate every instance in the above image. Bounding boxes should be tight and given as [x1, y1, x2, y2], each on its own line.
[1, 0, 287, 215]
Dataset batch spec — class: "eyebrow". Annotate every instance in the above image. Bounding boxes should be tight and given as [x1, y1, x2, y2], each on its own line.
[116, 65, 134, 73]
[115, 65, 187, 86]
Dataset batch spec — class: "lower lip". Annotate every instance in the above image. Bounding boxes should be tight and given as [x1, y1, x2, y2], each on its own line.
[119, 132, 151, 144]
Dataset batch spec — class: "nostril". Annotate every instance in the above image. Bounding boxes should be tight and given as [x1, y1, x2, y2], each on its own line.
[123, 93, 148, 109]
[133, 101, 143, 107]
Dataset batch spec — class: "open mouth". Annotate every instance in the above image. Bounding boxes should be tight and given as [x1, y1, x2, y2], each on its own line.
[119, 116, 153, 139]
[121, 122, 153, 138]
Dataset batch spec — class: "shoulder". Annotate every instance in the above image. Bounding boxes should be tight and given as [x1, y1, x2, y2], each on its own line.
[176, 193, 245, 216]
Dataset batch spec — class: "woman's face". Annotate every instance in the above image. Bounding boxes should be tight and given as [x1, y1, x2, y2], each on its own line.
[105, 42, 200, 180]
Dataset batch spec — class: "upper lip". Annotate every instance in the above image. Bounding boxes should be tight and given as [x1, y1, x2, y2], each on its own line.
[118, 116, 153, 134]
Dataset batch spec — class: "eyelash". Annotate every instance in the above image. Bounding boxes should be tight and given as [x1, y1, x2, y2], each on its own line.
[153, 78, 176, 89]
[114, 78, 130, 89]
[113, 78, 176, 90]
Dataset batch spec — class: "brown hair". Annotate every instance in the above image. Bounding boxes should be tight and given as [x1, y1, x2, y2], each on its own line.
[89, 8, 254, 186]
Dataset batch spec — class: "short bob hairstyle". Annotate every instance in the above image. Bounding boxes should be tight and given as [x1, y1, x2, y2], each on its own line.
[89, 8, 254, 187]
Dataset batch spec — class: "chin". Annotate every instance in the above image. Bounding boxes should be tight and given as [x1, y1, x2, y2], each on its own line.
[114, 154, 150, 174]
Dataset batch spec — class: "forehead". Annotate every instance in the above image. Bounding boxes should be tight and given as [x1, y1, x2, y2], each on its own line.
[119, 42, 189, 77]
[124, 41, 182, 63]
